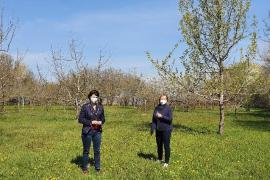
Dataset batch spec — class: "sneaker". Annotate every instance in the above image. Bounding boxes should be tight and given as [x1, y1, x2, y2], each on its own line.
[82, 169, 88, 175]
[163, 163, 168, 168]
[156, 159, 162, 163]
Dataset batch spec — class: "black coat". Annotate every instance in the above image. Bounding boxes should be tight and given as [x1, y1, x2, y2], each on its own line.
[151, 104, 173, 131]
[78, 103, 105, 134]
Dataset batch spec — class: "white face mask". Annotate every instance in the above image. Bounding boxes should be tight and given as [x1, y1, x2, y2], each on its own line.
[160, 100, 167, 105]
[91, 97, 98, 104]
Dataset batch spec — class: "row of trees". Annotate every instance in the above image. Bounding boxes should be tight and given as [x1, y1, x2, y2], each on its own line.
[0, 50, 161, 112]
[49, 40, 161, 115]
[0, 9, 161, 114]
[0, 1, 270, 135]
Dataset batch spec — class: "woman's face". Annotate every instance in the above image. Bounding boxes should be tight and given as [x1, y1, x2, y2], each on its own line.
[160, 95, 167, 105]
[90, 95, 98, 104]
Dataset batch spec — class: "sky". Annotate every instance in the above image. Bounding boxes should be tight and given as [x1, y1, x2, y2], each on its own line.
[4, 0, 270, 79]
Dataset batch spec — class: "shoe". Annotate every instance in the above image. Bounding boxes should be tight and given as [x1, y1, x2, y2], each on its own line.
[163, 163, 168, 168]
[156, 159, 162, 163]
[95, 169, 101, 173]
[83, 169, 88, 175]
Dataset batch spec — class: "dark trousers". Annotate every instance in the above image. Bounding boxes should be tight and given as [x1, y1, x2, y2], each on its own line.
[82, 131, 102, 170]
[156, 130, 172, 163]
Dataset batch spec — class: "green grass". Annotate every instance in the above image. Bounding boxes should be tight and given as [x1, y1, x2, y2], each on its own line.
[0, 106, 269, 179]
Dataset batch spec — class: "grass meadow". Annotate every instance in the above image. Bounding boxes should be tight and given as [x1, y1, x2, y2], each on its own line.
[0, 106, 269, 179]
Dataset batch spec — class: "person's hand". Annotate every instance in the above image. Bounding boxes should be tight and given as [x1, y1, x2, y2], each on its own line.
[156, 112, 163, 118]
[92, 120, 102, 125]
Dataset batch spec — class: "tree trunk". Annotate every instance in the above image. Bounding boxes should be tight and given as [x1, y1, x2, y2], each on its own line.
[22, 96, 25, 107]
[45, 103, 49, 112]
[16, 96, 20, 112]
[233, 105, 239, 120]
[218, 64, 225, 135]
[1, 88, 5, 112]
[75, 97, 80, 119]
[218, 92, 225, 135]
[133, 97, 136, 108]
[144, 99, 147, 113]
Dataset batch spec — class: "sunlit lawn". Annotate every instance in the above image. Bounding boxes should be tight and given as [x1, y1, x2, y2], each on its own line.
[0, 106, 269, 179]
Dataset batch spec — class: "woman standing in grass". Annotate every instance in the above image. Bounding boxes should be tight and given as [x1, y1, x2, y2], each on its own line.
[78, 90, 105, 174]
[151, 95, 173, 168]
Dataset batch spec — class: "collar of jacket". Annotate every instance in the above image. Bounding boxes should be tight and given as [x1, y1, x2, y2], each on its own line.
[88, 103, 100, 112]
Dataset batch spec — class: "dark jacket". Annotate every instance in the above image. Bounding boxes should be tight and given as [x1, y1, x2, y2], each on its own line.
[151, 104, 173, 131]
[78, 102, 105, 134]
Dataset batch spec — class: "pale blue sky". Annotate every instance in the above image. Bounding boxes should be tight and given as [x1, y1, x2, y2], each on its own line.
[4, 0, 270, 78]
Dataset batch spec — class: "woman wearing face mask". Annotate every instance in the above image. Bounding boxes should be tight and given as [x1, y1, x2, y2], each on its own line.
[78, 90, 105, 174]
[151, 95, 173, 168]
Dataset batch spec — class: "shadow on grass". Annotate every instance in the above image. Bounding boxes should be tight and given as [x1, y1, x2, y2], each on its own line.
[173, 124, 212, 134]
[70, 155, 95, 169]
[137, 122, 212, 135]
[233, 120, 270, 132]
[227, 109, 270, 119]
[227, 110, 270, 132]
[137, 152, 157, 161]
